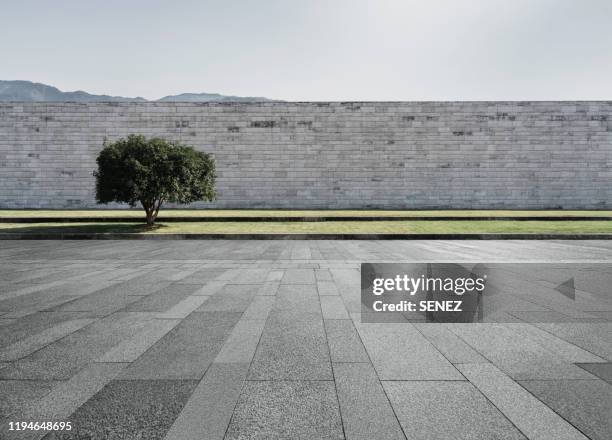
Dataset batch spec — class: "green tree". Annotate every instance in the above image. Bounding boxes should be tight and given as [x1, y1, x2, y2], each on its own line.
[94, 134, 216, 225]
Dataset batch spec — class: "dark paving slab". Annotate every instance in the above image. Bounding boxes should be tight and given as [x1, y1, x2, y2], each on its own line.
[119, 312, 241, 379]
[0, 379, 56, 419]
[334, 362, 406, 440]
[383, 381, 526, 440]
[0, 311, 97, 348]
[248, 310, 332, 380]
[0, 313, 152, 380]
[52, 379, 198, 440]
[519, 379, 612, 440]
[123, 283, 203, 312]
[576, 362, 612, 384]
[225, 380, 343, 440]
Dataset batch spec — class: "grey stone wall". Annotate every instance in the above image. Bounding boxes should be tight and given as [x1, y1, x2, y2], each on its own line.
[0, 101, 611, 209]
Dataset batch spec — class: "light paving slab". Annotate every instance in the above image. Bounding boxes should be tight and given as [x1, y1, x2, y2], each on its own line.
[415, 324, 489, 364]
[354, 322, 463, 380]
[317, 280, 340, 295]
[154, 295, 210, 319]
[457, 362, 588, 440]
[325, 319, 369, 363]
[214, 318, 266, 363]
[334, 362, 406, 440]
[281, 268, 316, 284]
[97, 318, 180, 363]
[163, 363, 249, 440]
[242, 296, 276, 320]
[576, 362, 612, 384]
[320, 296, 350, 319]
[383, 380, 526, 440]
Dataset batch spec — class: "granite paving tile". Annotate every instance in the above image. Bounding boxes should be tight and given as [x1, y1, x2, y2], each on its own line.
[0, 313, 153, 380]
[248, 311, 332, 380]
[317, 280, 340, 295]
[214, 319, 267, 364]
[274, 284, 321, 314]
[354, 322, 463, 380]
[0, 312, 97, 348]
[320, 296, 350, 319]
[196, 284, 258, 312]
[281, 269, 316, 284]
[0, 379, 56, 420]
[519, 379, 612, 440]
[242, 296, 276, 320]
[334, 362, 406, 440]
[415, 324, 489, 364]
[576, 362, 612, 384]
[224, 380, 343, 440]
[0, 318, 95, 361]
[97, 319, 181, 363]
[119, 312, 241, 379]
[457, 363, 588, 440]
[256, 281, 280, 295]
[449, 324, 597, 379]
[383, 381, 526, 440]
[124, 283, 203, 312]
[315, 269, 333, 281]
[154, 295, 210, 319]
[54, 379, 198, 440]
[535, 323, 612, 361]
[325, 319, 369, 363]
[163, 363, 249, 440]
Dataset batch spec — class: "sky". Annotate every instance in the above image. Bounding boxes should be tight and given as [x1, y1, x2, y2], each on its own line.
[2, 0, 612, 101]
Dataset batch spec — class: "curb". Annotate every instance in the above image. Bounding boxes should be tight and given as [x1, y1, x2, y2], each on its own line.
[1, 233, 611, 240]
[2, 216, 612, 223]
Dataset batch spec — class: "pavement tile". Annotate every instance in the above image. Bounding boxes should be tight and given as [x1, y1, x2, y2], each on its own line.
[383, 381, 526, 440]
[334, 362, 406, 440]
[153, 295, 210, 319]
[354, 322, 463, 380]
[194, 280, 227, 295]
[415, 324, 489, 364]
[97, 319, 181, 363]
[214, 319, 266, 363]
[0, 313, 153, 380]
[119, 312, 241, 379]
[248, 311, 332, 380]
[457, 363, 588, 440]
[225, 380, 343, 440]
[242, 296, 276, 320]
[54, 379, 198, 440]
[0, 379, 56, 420]
[449, 324, 597, 380]
[320, 296, 350, 319]
[265, 270, 284, 281]
[576, 362, 612, 384]
[315, 269, 333, 281]
[256, 281, 280, 295]
[0, 311, 96, 348]
[535, 323, 612, 361]
[274, 284, 321, 314]
[196, 284, 258, 312]
[281, 269, 316, 284]
[124, 283, 203, 312]
[0, 318, 95, 361]
[21, 362, 127, 420]
[317, 280, 340, 296]
[519, 379, 612, 440]
[325, 319, 369, 363]
[163, 363, 249, 440]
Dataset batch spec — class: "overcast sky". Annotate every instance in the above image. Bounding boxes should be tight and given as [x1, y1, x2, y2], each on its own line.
[2, 0, 611, 101]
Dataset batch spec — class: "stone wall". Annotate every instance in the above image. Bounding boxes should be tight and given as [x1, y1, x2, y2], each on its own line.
[0, 101, 610, 209]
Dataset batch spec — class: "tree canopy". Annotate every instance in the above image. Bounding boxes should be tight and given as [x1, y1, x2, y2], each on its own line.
[94, 134, 216, 225]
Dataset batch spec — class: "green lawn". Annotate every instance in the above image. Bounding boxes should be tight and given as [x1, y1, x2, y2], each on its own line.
[1, 220, 611, 234]
[1, 209, 612, 218]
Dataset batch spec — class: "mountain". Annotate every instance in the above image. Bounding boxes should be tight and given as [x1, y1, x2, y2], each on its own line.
[158, 92, 271, 102]
[0, 80, 272, 102]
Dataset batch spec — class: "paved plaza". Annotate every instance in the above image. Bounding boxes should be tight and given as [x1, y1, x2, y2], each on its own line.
[1, 240, 611, 440]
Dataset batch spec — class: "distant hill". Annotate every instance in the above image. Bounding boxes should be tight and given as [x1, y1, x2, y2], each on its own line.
[0, 80, 272, 102]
